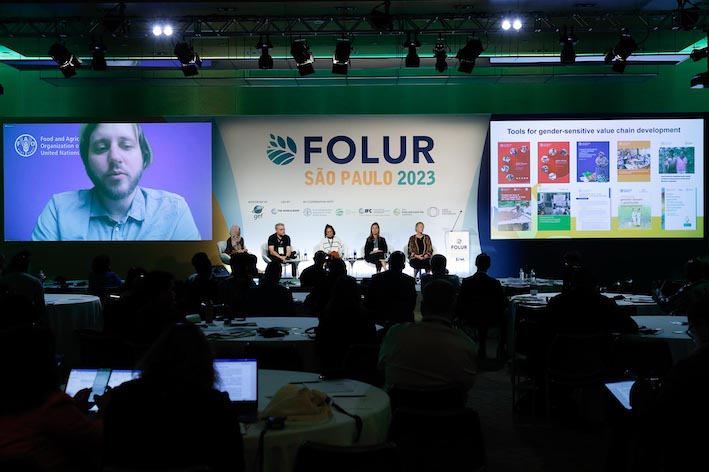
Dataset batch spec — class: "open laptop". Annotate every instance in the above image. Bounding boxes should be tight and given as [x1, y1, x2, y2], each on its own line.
[214, 358, 259, 423]
[107, 369, 141, 389]
[64, 368, 109, 412]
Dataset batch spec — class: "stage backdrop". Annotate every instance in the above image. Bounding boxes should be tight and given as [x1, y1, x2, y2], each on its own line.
[213, 115, 490, 275]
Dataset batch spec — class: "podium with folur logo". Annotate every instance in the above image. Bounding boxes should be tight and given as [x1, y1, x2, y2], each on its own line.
[444, 229, 474, 276]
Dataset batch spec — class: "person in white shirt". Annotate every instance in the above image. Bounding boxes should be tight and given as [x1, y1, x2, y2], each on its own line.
[318, 224, 345, 259]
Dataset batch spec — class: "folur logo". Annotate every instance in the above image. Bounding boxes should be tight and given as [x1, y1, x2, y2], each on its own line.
[267, 134, 297, 166]
[15, 134, 38, 157]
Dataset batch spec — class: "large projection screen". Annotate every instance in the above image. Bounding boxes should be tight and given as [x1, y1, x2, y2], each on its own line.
[490, 118, 704, 239]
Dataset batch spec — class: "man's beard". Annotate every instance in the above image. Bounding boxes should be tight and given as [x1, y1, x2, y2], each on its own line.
[87, 166, 143, 201]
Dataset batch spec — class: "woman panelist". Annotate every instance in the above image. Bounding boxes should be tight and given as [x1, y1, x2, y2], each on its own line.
[364, 222, 388, 273]
[407, 221, 433, 281]
[318, 224, 345, 259]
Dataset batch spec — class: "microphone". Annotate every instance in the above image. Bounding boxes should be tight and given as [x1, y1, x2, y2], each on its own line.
[451, 210, 463, 231]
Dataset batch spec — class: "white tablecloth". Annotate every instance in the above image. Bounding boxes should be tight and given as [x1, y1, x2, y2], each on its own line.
[630, 315, 695, 362]
[44, 293, 102, 366]
[510, 292, 663, 315]
[243, 369, 391, 472]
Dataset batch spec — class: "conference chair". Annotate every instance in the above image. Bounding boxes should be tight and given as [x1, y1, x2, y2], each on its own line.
[261, 243, 299, 277]
[216, 240, 230, 266]
[387, 383, 467, 414]
[293, 441, 402, 472]
[388, 407, 486, 472]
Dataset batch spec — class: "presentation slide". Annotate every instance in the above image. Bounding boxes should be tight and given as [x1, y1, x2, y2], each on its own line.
[3, 122, 212, 241]
[490, 118, 704, 239]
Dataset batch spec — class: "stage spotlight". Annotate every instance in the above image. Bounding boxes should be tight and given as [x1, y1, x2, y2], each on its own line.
[559, 27, 578, 64]
[0, 84, 4, 96]
[163, 25, 173, 36]
[501, 19, 511, 31]
[456, 37, 483, 73]
[691, 71, 709, 88]
[48, 41, 82, 78]
[404, 33, 421, 68]
[290, 39, 315, 76]
[91, 37, 107, 71]
[690, 47, 708, 62]
[604, 29, 637, 73]
[256, 35, 273, 69]
[513, 19, 523, 31]
[174, 41, 202, 76]
[433, 38, 448, 72]
[152, 25, 163, 36]
[332, 38, 352, 74]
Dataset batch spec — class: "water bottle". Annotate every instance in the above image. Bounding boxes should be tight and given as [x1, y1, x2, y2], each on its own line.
[519, 268, 524, 280]
[304, 250, 308, 261]
[354, 250, 357, 259]
[530, 269, 536, 283]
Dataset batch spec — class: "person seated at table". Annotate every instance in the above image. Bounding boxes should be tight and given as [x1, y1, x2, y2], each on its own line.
[652, 257, 709, 316]
[129, 270, 186, 347]
[0, 324, 103, 472]
[364, 222, 388, 273]
[299, 250, 328, 289]
[316, 275, 377, 374]
[0, 250, 45, 323]
[182, 252, 220, 316]
[456, 253, 508, 360]
[218, 253, 256, 318]
[243, 261, 294, 316]
[364, 251, 417, 334]
[88, 254, 123, 300]
[102, 322, 245, 472]
[407, 221, 433, 281]
[378, 279, 477, 391]
[305, 257, 349, 318]
[318, 224, 346, 259]
[560, 250, 583, 294]
[421, 254, 460, 292]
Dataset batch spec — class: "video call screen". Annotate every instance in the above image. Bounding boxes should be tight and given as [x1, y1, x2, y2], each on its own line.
[3, 122, 212, 241]
[490, 117, 704, 239]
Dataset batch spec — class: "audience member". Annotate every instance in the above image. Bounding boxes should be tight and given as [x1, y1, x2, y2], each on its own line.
[561, 250, 583, 294]
[0, 325, 102, 471]
[0, 250, 45, 324]
[420, 254, 460, 292]
[378, 279, 477, 391]
[182, 252, 219, 315]
[102, 323, 245, 472]
[129, 270, 186, 346]
[364, 251, 417, 332]
[456, 252, 508, 360]
[299, 250, 328, 289]
[652, 257, 709, 316]
[243, 261, 294, 316]
[218, 253, 256, 318]
[305, 257, 348, 318]
[316, 275, 377, 373]
[87, 254, 123, 300]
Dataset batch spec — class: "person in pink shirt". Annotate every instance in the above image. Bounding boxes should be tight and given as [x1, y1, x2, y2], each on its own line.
[676, 151, 688, 173]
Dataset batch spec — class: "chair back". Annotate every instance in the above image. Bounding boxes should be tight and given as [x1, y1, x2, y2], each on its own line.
[242, 343, 304, 371]
[387, 383, 467, 413]
[293, 441, 402, 472]
[546, 332, 613, 384]
[261, 243, 271, 264]
[216, 241, 230, 265]
[388, 407, 485, 472]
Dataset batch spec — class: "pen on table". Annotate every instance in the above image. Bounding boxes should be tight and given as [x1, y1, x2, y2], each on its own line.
[331, 394, 366, 398]
[288, 380, 321, 384]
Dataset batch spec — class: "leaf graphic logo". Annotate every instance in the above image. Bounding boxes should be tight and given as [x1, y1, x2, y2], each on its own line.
[267, 134, 297, 165]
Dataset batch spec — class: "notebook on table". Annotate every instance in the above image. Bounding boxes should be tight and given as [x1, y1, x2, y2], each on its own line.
[214, 358, 259, 423]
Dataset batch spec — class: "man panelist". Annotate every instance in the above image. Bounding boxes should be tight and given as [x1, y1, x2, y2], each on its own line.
[31, 123, 200, 241]
[267, 223, 299, 277]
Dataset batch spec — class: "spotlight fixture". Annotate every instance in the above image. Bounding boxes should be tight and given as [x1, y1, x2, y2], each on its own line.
[456, 37, 483, 73]
[501, 19, 511, 31]
[90, 36, 107, 71]
[152, 24, 172, 36]
[559, 27, 578, 64]
[332, 38, 352, 74]
[174, 41, 202, 76]
[690, 47, 708, 62]
[403, 32, 421, 68]
[256, 35, 273, 69]
[513, 19, 523, 31]
[152, 25, 163, 36]
[0, 84, 4, 96]
[691, 71, 709, 88]
[604, 29, 637, 73]
[290, 39, 315, 76]
[433, 38, 448, 73]
[163, 25, 173, 36]
[48, 41, 82, 78]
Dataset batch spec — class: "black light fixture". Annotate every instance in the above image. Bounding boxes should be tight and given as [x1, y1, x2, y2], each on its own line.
[0, 84, 4, 96]
[456, 36, 483, 73]
[604, 29, 637, 73]
[559, 26, 577, 64]
[368, 0, 393, 31]
[332, 38, 352, 74]
[48, 40, 82, 78]
[690, 47, 708, 62]
[690, 32, 709, 88]
[91, 36, 107, 71]
[403, 32, 421, 68]
[256, 35, 273, 69]
[433, 37, 448, 73]
[290, 39, 314, 76]
[174, 41, 202, 76]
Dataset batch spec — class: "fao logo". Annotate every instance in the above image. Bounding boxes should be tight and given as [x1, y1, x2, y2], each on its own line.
[15, 134, 38, 157]
[303, 208, 312, 217]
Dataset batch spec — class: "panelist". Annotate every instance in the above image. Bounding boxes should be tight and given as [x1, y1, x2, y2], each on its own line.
[224, 225, 257, 270]
[364, 222, 388, 273]
[32, 123, 200, 241]
[318, 224, 345, 259]
[267, 223, 292, 263]
[407, 221, 433, 281]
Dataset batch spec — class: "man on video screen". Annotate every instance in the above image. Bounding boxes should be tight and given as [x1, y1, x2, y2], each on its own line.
[32, 123, 200, 241]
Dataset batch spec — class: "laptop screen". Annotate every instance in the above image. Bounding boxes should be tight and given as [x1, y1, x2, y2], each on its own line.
[108, 369, 140, 389]
[605, 380, 635, 410]
[214, 358, 258, 402]
[64, 368, 99, 397]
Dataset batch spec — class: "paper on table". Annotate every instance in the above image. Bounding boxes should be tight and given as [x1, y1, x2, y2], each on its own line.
[314, 381, 355, 394]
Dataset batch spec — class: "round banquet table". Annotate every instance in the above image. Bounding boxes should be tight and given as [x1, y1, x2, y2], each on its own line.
[44, 293, 103, 366]
[242, 369, 391, 472]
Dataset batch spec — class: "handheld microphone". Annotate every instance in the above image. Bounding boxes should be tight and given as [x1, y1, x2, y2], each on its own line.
[451, 210, 463, 231]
